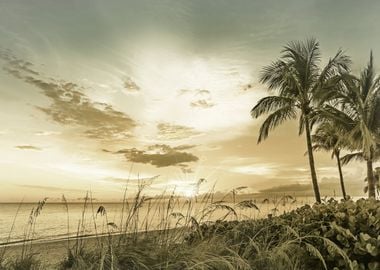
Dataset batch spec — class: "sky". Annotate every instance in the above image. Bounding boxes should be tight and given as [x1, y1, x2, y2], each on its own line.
[0, 0, 379, 201]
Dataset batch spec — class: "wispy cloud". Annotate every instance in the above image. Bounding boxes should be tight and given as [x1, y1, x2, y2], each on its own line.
[178, 164, 194, 174]
[123, 76, 140, 92]
[229, 164, 275, 176]
[179, 89, 215, 109]
[190, 99, 215, 109]
[259, 183, 311, 194]
[157, 122, 202, 140]
[16, 184, 82, 193]
[106, 174, 160, 184]
[0, 50, 137, 141]
[34, 131, 61, 136]
[15, 145, 42, 151]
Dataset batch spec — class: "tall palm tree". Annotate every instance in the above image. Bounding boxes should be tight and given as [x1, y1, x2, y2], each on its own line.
[323, 52, 380, 198]
[251, 39, 350, 203]
[312, 122, 348, 199]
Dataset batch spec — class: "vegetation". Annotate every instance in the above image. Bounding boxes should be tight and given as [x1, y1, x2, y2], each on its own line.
[1, 192, 378, 270]
[251, 38, 351, 203]
[187, 198, 380, 270]
[323, 52, 380, 198]
[364, 168, 380, 197]
[1, 38, 379, 269]
[312, 122, 348, 199]
[251, 38, 380, 201]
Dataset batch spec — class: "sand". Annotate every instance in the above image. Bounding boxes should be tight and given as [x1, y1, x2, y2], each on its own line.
[2, 235, 101, 268]
[0, 231, 161, 269]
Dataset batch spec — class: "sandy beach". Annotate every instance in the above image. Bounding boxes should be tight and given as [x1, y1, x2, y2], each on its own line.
[2, 235, 106, 269]
[1, 231, 163, 269]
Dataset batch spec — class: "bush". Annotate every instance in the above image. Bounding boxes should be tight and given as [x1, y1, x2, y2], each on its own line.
[186, 198, 380, 270]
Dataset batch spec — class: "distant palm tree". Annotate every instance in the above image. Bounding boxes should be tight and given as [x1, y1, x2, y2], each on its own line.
[340, 147, 380, 198]
[323, 52, 380, 198]
[364, 167, 380, 197]
[312, 122, 348, 199]
[251, 38, 350, 203]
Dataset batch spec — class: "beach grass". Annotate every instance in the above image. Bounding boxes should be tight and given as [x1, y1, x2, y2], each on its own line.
[0, 183, 379, 269]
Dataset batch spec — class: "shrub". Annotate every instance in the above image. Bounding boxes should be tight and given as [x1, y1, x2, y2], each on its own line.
[186, 199, 380, 270]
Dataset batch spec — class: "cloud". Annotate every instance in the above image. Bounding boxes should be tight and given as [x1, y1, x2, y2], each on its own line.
[34, 131, 61, 136]
[191, 89, 215, 108]
[109, 144, 199, 168]
[178, 89, 215, 109]
[230, 164, 275, 176]
[32, 81, 136, 140]
[157, 122, 202, 140]
[258, 176, 366, 196]
[259, 183, 311, 194]
[106, 174, 160, 184]
[178, 164, 194, 174]
[16, 184, 82, 193]
[190, 99, 215, 108]
[0, 51, 136, 140]
[123, 76, 140, 92]
[0, 49, 39, 77]
[15, 145, 42, 151]
[171, 144, 196, 150]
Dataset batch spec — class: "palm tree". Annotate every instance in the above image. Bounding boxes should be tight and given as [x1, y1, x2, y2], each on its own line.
[364, 167, 380, 197]
[312, 122, 348, 199]
[251, 39, 350, 203]
[340, 146, 380, 198]
[323, 52, 380, 198]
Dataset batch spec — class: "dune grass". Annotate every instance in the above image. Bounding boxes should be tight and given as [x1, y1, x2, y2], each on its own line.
[0, 182, 378, 270]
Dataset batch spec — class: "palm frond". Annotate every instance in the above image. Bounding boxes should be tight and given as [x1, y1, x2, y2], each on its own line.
[259, 60, 293, 91]
[311, 143, 332, 153]
[257, 106, 297, 143]
[360, 51, 375, 100]
[251, 96, 295, 118]
[282, 38, 320, 91]
[311, 105, 355, 133]
[340, 152, 365, 165]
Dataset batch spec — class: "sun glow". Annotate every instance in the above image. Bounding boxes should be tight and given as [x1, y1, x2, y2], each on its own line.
[159, 179, 198, 198]
[124, 41, 258, 144]
[181, 187, 197, 198]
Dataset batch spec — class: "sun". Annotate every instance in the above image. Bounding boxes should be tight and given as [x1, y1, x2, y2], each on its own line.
[182, 188, 196, 198]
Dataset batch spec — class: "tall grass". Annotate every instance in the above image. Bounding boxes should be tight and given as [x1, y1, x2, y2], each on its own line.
[0, 200, 23, 265]
[0, 180, 351, 270]
[0, 198, 48, 270]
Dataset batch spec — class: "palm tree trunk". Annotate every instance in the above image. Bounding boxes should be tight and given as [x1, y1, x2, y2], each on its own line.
[367, 160, 376, 198]
[304, 115, 321, 203]
[335, 150, 347, 200]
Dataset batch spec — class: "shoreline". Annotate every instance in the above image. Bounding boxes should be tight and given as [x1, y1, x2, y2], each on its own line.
[0, 231, 123, 248]
[0, 226, 184, 248]
[0, 228, 180, 268]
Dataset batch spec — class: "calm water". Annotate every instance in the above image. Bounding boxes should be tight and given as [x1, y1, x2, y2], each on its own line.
[0, 197, 317, 244]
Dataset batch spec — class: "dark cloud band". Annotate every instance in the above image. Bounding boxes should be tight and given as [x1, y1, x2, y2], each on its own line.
[108, 144, 198, 168]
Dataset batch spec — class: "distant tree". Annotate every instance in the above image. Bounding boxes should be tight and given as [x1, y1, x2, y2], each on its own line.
[251, 38, 350, 203]
[340, 146, 380, 198]
[312, 122, 348, 199]
[364, 167, 380, 197]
